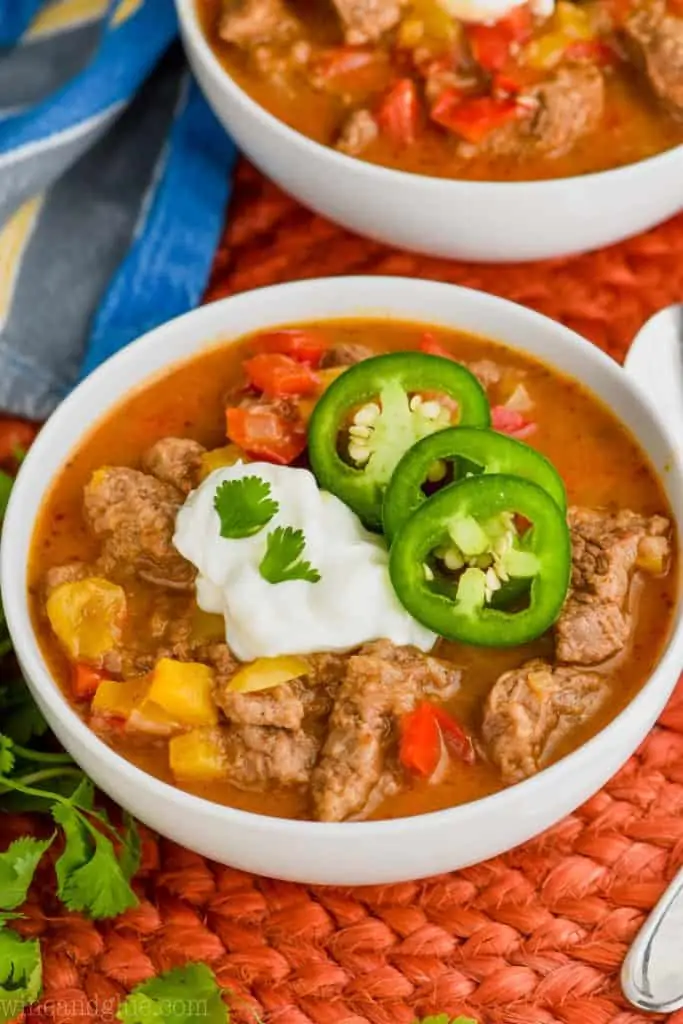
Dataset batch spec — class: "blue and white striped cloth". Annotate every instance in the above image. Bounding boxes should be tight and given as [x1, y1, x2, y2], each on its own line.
[0, 0, 237, 420]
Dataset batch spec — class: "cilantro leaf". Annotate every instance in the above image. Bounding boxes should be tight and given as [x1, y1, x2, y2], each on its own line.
[214, 476, 278, 539]
[118, 812, 141, 882]
[52, 803, 137, 919]
[0, 736, 15, 777]
[0, 928, 42, 1024]
[259, 526, 321, 584]
[0, 837, 53, 911]
[117, 964, 227, 1024]
[414, 1017, 478, 1024]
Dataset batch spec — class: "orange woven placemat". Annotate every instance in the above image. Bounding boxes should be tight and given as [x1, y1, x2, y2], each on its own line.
[11, 161, 683, 1024]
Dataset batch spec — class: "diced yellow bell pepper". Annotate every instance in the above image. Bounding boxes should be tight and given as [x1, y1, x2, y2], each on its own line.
[170, 728, 227, 782]
[228, 655, 310, 694]
[554, 1, 593, 38]
[199, 444, 248, 480]
[147, 658, 218, 726]
[398, 16, 425, 47]
[92, 677, 150, 718]
[410, 0, 458, 43]
[127, 699, 181, 737]
[523, 31, 572, 69]
[46, 577, 126, 661]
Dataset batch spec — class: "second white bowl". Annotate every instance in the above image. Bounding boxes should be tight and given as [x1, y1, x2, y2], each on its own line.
[176, 0, 683, 263]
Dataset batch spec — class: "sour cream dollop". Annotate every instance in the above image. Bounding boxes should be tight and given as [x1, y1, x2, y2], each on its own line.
[173, 462, 436, 662]
[437, 0, 553, 24]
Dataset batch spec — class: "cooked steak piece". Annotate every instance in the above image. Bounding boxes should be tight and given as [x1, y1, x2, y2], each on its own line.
[330, 0, 405, 44]
[216, 651, 347, 730]
[622, 0, 683, 119]
[141, 438, 205, 495]
[468, 66, 604, 161]
[320, 341, 375, 367]
[312, 640, 461, 822]
[483, 659, 609, 784]
[222, 725, 320, 789]
[555, 507, 671, 665]
[218, 0, 299, 47]
[83, 467, 194, 590]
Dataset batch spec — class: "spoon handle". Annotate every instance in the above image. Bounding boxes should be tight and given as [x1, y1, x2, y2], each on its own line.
[622, 866, 683, 1013]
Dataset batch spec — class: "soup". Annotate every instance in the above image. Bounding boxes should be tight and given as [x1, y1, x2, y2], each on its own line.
[29, 322, 677, 822]
[197, 0, 683, 181]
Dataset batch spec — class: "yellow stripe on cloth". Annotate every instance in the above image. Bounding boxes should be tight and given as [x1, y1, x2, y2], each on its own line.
[112, 0, 145, 26]
[24, 0, 108, 40]
[0, 197, 45, 330]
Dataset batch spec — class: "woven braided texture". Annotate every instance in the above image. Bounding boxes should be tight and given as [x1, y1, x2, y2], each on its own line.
[8, 161, 683, 1024]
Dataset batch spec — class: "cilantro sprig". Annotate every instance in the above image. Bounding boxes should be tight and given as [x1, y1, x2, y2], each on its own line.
[0, 738, 139, 919]
[214, 476, 278, 538]
[413, 1017, 478, 1024]
[259, 526, 321, 584]
[117, 964, 228, 1024]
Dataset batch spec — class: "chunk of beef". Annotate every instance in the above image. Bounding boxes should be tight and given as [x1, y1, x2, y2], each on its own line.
[331, 0, 405, 44]
[217, 651, 348, 730]
[196, 642, 239, 683]
[482, 659, 608, 784]
[84, 467, 194, 591]
[336, 109, 379, 157]
[623, 0, 683, 119]
[312, 641, 461, 822]
[218, 0, 299, 47]
[222, 725, 319, 789]
[44, 562, 90, 595]
[141, 438, 205, 496]
[320, 341, 374, 367]
[555, 507, 671, 665]
[468, 67, 604, 161]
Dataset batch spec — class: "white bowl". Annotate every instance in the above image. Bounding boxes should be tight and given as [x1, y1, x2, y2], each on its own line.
[2, 277, 682, 885]
[175, 0, 683, 263]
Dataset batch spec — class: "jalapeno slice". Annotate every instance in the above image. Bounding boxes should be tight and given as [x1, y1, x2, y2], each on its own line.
[383, 426, 567, 542]
[308, 352, 490, 528]
[389, 474, 571, 647]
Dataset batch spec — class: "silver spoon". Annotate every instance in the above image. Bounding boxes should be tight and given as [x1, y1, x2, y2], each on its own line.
[621, 303, 683, 1014]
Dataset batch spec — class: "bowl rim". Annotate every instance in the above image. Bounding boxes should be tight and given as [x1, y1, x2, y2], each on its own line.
[3, 275, 683, 841]
[175, 0, 683, 194]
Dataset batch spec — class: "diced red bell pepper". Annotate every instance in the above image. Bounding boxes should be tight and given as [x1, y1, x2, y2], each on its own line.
[491, 404, 537, 440]
[377, 79, 420, 146]
[431, 93, 521, 143]
[399, 702, 442, 777]
[243, 353, 320, 397]
[251, 328, 327, 366]
[0, 419, 38, 464]
[564, 39, 617, 65]
[467, 25, 513, 71]
[400, 702, 474, 778]
[432, 706, 476, 764]
[226, 405, 307, 466]
[419, 334, 457, 360]
[72, 663, 108, 701]
[467, 5, 533, 71]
